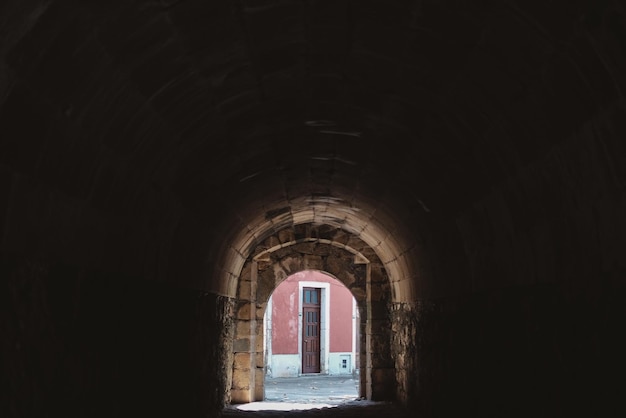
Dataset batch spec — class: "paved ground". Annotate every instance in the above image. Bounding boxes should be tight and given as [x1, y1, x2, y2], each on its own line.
[222, 374, 411, 417]
[264, 375, 360, 405]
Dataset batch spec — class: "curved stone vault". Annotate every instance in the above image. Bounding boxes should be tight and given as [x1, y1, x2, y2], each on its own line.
[230, 224, 394, 404]
[2, 1, 626, 418]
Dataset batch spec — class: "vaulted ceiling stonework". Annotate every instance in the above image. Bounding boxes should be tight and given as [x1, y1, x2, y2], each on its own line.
[2, 1, 626, 418]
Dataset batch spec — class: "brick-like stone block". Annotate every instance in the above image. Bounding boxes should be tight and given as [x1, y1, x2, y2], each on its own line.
[255, 352, 265, 367]
[370, 265, 387, 283]
[255, 333, 264, 352]
[232, 368, 251, 390]
[279, 255, 302, 274]
[312, 243, 332, 256]
[266, 235, 281, 248]
[236, 302, 253, 319]
[236, 319, 252, 337]
[278, 229, 293, 243]
[303, 254, 323, 270]
[238, 280, 252, 298]
[254, 368, 265, 400]
[233, 353, 253, 369]
[256, 305, 267, 320]
[239, 266, 251, 282]
[293, 241, 316, 254]
[233, 338, 251, 352]
[230, 388, 253, 404]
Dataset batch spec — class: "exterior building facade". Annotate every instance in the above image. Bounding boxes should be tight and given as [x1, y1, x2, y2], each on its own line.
[265, 270, 359, 378]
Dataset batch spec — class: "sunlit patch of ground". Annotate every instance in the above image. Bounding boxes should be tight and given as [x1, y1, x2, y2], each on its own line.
[235, 402, 337, 411]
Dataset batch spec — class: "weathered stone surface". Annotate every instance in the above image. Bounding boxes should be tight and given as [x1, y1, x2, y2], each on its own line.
[303, 254, 323, 270]
[232, 338, 251, 353]
[233, 353, 253, 370]
[236, 302, 254, 320]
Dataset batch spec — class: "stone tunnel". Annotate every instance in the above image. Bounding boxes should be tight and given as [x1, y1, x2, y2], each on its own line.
[1, 1, 625, 417]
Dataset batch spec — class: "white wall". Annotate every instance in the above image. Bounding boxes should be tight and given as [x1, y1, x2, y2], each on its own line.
[268, 354, 300, 378]
[328, 352, 354, 375]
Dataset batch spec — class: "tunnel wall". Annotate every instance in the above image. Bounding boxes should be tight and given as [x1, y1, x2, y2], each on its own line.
[1, 254, 234, 418]
[392, 104, 626, 417]
[2, 2, 626, 417]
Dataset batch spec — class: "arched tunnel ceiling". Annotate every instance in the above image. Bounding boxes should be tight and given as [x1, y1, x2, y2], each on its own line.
[1, 1, 623, 296]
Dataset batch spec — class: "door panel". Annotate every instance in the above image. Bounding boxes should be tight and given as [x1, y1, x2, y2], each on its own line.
[302, 288, 321, 373]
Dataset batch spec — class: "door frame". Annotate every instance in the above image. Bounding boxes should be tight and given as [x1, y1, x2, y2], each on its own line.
[298, 281, 330, 375]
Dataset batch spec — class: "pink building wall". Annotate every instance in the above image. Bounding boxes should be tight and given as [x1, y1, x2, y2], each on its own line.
[329, 279, 353, 352]
[271, 279, 299, 354]
[270, 270, 354, 355]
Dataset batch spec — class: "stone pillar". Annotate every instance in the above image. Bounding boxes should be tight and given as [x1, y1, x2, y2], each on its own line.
[390, 302, 419, 407]
[366, 263, 395, 401]
[254, 304, 265, 401]
[230, 263, 257, 403]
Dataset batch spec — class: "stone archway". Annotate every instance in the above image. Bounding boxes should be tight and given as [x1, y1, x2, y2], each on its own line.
[229, 224, 395, 404]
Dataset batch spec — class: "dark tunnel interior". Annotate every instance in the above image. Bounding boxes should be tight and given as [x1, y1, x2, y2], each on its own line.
[1, 1, 626, 417]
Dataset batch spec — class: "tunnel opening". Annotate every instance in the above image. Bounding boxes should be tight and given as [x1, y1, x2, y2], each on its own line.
[230, 270, 361, 412]
[263, 270, 360, 402]
[265, 270, 359, 379]
[226, 224, 399, 408]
